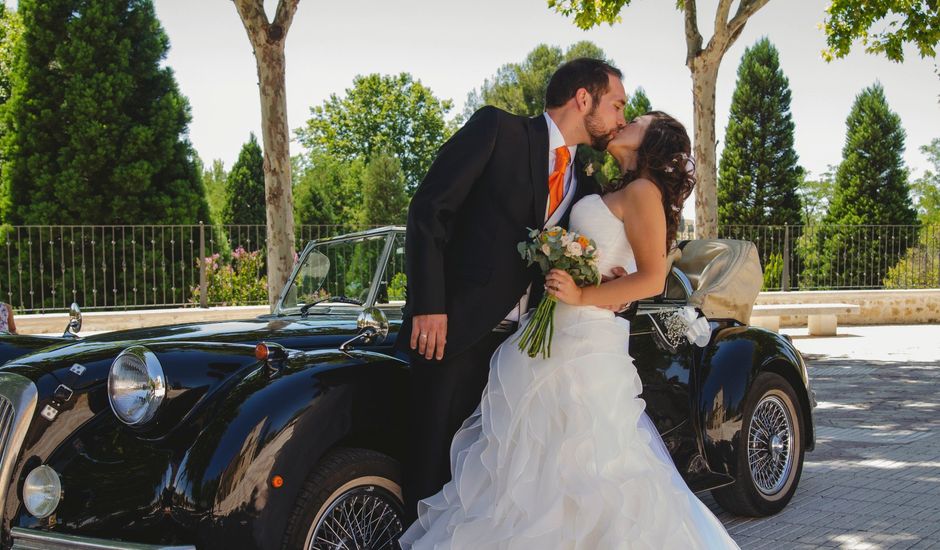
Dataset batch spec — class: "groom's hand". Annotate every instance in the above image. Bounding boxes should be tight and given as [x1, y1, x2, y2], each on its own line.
[411, 314, 448, 361]
[599, 266, 631, 312]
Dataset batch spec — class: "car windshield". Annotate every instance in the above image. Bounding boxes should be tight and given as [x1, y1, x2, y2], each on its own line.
[276, 233, 399, 315]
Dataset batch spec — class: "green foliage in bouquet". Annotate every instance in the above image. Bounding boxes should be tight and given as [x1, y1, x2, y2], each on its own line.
[516, 226, 601, 358]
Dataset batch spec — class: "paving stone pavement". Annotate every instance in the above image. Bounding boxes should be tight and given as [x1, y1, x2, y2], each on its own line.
[700, 325, 940, 550]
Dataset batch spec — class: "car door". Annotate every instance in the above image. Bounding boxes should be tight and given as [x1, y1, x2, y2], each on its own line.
[623, 268, 702, 480]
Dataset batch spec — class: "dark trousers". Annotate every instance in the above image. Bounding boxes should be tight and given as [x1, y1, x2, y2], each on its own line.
[402, 329, 512, 524]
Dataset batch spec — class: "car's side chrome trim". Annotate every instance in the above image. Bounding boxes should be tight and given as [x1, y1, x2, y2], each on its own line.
[0, 372, 38, 523]
[11, 528, 196, 550]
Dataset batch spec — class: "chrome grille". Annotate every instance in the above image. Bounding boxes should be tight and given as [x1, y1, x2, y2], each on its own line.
[0, 395, 14, 460]
[0, 373, 39, 526]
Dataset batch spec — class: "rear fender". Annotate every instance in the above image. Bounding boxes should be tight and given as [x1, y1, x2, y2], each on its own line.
[696, 326, 814, 479]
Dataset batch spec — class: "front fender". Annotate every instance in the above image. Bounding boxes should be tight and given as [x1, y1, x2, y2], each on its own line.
[696, 325, 814, 480]
[173, 349, 408, 550]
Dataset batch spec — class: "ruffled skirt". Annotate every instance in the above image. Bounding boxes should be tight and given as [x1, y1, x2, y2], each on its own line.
[399, 304, 740, 549]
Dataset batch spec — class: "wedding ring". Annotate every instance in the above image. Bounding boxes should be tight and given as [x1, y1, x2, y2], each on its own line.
[419, 333, 428, 339]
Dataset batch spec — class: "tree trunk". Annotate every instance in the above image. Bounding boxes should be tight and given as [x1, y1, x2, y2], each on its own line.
[690, 57, 720, 239]
[234, 0, 299, 311]
[681, 0, 770, 239]
[254, 43, 295, 310]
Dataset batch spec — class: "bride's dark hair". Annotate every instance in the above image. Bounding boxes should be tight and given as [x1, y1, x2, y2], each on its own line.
[606, 111, 696, 251]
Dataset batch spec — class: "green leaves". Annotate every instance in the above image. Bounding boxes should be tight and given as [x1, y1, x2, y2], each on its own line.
[823, 0, 940, 62]
[222, 133, 265, 225]
[718, 38, 802, 228]
[295, 73, 454, 194]
[547, 0, 632, 30]
[466, 41, 612, 119]
[804, 83, 917, 288]
[1, 0, 209, 225]
[359, 152, 409, 226]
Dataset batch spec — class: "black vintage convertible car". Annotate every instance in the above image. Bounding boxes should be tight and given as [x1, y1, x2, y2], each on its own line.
[0, 226, 815, 549]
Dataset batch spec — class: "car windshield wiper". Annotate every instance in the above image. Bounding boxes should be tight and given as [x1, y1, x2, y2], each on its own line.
[299, 295, 363, 317]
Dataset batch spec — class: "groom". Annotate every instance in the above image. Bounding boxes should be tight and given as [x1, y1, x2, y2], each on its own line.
[398, 58, 628, 521]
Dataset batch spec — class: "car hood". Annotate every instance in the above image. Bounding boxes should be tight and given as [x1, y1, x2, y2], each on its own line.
[3, 310, 400, 377]
[82, 314, 364, 346]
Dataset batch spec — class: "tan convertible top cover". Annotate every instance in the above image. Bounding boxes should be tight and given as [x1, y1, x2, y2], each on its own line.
[672, 239, 763, 324]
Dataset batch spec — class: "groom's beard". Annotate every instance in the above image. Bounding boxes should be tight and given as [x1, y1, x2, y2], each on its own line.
[585, 109, 616, 151]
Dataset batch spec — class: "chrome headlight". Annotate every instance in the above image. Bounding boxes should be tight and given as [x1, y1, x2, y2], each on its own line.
[23, 465, 61, 518]
[108, 346, 165, 425]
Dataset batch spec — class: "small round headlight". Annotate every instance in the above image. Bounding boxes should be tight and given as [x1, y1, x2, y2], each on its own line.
[108, 346, 166, 426]
[23, 465, 61, 518]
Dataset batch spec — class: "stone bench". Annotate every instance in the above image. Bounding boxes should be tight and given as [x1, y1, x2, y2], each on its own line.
[751, 303, 861, 336]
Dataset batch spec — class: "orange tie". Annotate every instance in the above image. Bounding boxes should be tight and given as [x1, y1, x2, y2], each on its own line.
[547, 146, 571, 218]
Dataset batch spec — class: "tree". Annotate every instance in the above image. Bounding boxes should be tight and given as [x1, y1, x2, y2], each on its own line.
[718, 38, 802, 228]
[798, 167, 836, 225]
[823, 1, 939, 62]
[202, 158, 228, 226]
[234, 0, 300, 309]
[883, 138, 940, 289]
[912, 139, 940, 225]
[223, 133, 265, 225]
[292, 152, 365, 228]
[465, 41, 608, 118]
[0, 4, 22, 108]
[550, 0, 771, 238]
[296, 73, 454, 194]
[623, 87, 652, 122]
[806, 83, 916, 288]
[1, 0, 209, 226]
[358, 152, 408, 226]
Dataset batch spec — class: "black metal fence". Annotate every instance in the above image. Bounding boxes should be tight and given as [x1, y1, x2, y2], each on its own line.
[1, 223, 936, 314]
[0, 224, 386, 313]
[716, 224, 939, 291]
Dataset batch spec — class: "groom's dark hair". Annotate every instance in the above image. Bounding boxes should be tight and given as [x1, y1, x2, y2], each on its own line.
[544, 58, 623, 109]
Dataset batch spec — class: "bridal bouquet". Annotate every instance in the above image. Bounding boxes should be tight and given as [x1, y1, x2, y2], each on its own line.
[516, 226, 601, 359]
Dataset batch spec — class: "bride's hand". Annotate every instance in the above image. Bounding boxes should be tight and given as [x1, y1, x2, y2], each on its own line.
[545, 269, 582, 306]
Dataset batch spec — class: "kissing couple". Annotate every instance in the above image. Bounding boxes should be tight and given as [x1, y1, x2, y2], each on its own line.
[396, 58, 740, 549]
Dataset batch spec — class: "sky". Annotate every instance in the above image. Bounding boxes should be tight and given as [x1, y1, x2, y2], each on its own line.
[15, 1, 940, 217]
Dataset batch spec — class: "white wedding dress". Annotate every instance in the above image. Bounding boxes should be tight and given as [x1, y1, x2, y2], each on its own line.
[399, 194, 740, 549]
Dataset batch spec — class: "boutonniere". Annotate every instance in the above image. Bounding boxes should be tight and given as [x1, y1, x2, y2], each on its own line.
[584, 162, 595, 177]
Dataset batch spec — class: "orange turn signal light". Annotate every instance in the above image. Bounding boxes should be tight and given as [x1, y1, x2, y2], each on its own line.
[271, 475, 284, 488]
[255, 343, 269, 361]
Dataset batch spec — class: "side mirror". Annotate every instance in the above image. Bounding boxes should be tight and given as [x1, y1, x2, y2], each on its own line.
[340, 307, 389, 352]
[63, 302, 82, 338]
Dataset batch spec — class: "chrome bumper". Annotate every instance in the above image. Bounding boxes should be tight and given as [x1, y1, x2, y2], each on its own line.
[11, 528, 196, 550]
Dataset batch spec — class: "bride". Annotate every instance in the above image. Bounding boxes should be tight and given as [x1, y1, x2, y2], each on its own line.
[398, 111, 740, 550]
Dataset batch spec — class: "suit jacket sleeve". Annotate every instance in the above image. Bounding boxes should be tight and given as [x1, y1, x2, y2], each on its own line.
[405, 106, 500, 315]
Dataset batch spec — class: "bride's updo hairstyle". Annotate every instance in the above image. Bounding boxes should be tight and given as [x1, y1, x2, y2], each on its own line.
[608, 111, 696, 250]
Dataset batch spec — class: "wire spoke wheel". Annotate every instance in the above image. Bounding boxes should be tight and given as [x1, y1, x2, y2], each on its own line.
[308, 485, 403, 550]
[748, 394, 794, 496]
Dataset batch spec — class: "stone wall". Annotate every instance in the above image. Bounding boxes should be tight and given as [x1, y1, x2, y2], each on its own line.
[16, 305, 270, 335]
[755, 290, 940, 327]
[12, 289, 940, 335]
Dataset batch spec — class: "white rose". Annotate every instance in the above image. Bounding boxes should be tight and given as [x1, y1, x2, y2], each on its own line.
[566, 242, 583, 256]
[541, 243, 551, 256]
[561, 233, 573, 246]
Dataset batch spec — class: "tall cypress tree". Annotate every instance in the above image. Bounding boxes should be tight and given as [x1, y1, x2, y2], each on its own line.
[806, 83, 916, 288]
[718, 38, 802, 228]
[1, 0, 209, 225]
[222, 133, 265, 225]
[359, 152, 408, 226]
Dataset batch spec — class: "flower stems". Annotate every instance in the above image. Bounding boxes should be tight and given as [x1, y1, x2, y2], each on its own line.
[516, 295, 557, 359]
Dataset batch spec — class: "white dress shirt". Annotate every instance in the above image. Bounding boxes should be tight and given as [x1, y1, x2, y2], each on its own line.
[504, 113, 579, 322]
